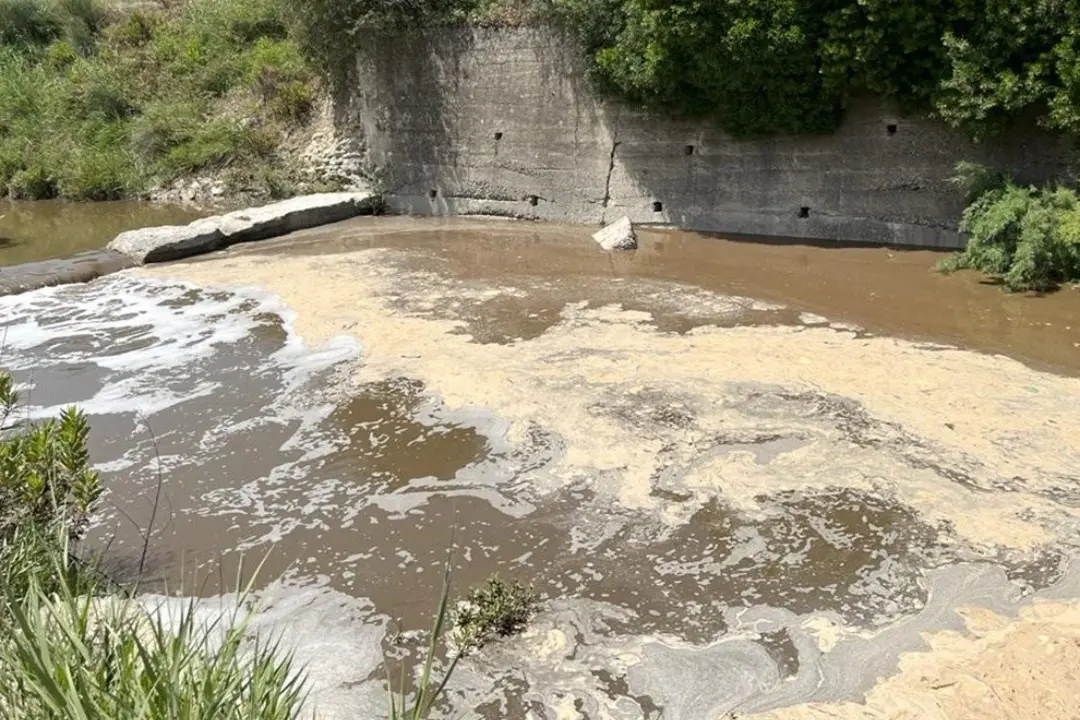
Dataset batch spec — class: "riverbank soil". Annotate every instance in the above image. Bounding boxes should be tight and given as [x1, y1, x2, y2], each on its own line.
[63, 216, 1080, 717]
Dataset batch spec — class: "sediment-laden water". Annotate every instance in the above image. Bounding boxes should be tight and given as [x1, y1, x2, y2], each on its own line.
[3, 216, 1079, 719]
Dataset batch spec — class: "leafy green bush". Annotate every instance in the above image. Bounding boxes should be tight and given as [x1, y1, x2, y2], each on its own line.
[0, 369, 101, 600]
[450, 574, 539, 654]
[546, 0, 1080, 138]
[0, 371, 101, 546]
[940, 163, 1080, 291]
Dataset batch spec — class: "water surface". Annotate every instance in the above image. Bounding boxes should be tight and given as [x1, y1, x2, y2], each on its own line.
[2, 216, 1079, 719]
[0, 200, 202, 266]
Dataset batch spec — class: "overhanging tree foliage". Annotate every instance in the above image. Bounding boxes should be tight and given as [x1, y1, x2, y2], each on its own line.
[548, 0, 1080, 138]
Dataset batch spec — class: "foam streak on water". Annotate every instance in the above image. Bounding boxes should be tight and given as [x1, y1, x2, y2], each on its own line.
[0, 275, 377, 564]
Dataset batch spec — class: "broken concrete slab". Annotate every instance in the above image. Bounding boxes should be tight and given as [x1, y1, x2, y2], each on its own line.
[108, 224, 225, 264]
[109, 191, 378, 265]
[592, 216, 637, 251]
[190, 191, 377, 246]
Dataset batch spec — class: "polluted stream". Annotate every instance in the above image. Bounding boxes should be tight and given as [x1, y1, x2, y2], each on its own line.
[3, 216, 1080, 719]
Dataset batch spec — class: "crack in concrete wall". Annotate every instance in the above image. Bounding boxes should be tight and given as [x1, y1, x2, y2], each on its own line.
[601, 134, 621, 216]
[351, 27, 1074, 248]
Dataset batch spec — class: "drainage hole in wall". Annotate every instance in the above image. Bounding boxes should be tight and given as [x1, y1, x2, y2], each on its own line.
[494, 131, 503, 140]
[528, 195, 539, 206]
[428, 189, 438, 199]
[886, 123, 898, 136]
[684, 144, 695, 156]
[652, 201, 664, 212]
[798, 206, 810, 219]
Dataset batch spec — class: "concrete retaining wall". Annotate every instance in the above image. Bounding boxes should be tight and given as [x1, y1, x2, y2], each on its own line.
[353, 27, 1076, 248]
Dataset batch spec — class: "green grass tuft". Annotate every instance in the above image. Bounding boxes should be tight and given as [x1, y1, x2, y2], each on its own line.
[0, 0, 317, 201]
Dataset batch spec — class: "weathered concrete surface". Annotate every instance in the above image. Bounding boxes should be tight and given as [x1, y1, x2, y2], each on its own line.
[109, 192, 378, 265]
[190, 191, 378, 247]
[109, 224, 225, 264]
[593, 215, 637, 250]
[0, 249, 136, 296]
[353, 28, 1076, 248]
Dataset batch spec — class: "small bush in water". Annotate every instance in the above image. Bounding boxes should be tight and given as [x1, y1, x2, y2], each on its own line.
[940, 162, 1080, 292]
[451, 574, 540, 655]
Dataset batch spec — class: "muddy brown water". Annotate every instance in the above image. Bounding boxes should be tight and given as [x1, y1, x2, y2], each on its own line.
[0, 199, 202, 266]
[3, 214, 1080, 718]
[259, 217, 1080, 375]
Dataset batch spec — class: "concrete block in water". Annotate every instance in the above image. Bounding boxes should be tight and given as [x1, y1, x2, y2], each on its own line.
[190, 191, 377, 246]
[592, 216, 638, 251]
[109, 191, 378, 265]
[108, 225, 224, 264]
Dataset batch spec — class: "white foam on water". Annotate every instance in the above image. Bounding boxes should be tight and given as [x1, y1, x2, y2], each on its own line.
[1, 275, 361, 421]
[1, 276, 273, 372]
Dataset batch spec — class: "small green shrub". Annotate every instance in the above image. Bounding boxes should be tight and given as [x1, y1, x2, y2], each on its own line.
[106, 8, 158, 47]
[269, 79, 314, 123]
[450, 574, 539, 655]
[940, 163, 1080, 291]
[0, 371, 102, 544]
[43, 38, 77, 69]
[8, 165, 58, 199]
[50, 0, 106, 54]
[0, 0, 59, 49]
[0, 369, 101, 598]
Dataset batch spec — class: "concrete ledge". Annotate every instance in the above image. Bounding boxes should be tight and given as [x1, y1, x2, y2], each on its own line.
[109, 191, 378, 265]
[0, 249, 137, 297]
[109, 224, 225, 264]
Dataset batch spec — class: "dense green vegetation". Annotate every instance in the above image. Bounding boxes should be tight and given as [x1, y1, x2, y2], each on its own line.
[940, 163, 1080, 291]
[285, 0, 1080, 139]
[0, 0, 318, 200]
[550, 0, 1080, 138]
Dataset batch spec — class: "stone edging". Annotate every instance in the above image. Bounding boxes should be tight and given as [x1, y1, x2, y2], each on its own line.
[0, 191, 378, 296]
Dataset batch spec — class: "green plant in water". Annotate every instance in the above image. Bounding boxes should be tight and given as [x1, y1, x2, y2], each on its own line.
[450, 574, 539, 655]
[384, 556, 462, 720]
[383, 565, 539, 718]
[939, 162, 1080, 291]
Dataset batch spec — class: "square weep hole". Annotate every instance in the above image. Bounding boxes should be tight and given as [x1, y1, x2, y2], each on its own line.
[684, 144, 695, 156]
[798, 206, 810, 218]
[886, 123, 898, 136]
[494, 131, 503, 140]
[528, 195, 539, 206]
[428, 189, 438, 199]
[652, 201, 664, 212]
